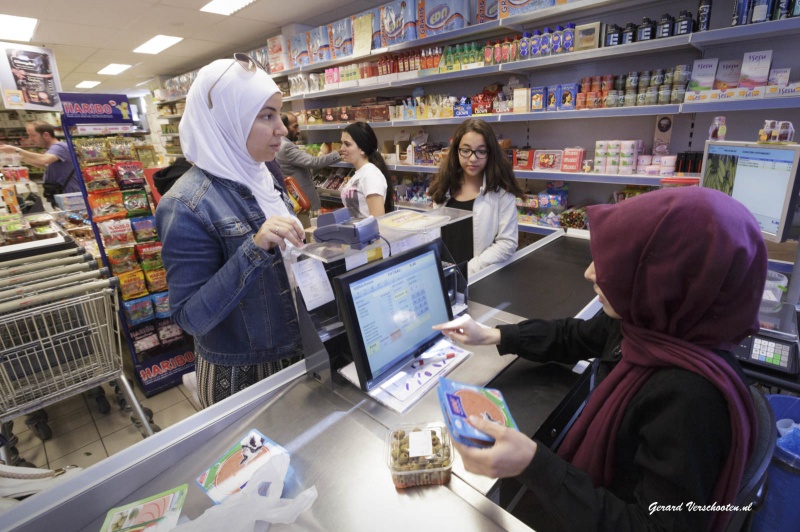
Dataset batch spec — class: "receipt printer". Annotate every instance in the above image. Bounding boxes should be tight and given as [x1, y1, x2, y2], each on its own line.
[313, 208, 380, 249]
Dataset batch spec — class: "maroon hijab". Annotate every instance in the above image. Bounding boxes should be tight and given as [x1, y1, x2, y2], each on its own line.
[557, 187, 767, 531]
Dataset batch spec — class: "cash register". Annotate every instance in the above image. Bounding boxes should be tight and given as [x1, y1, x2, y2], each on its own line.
[701, 140, 800, 375]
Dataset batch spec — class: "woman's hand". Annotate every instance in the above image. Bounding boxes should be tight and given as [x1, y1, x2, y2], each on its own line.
[454, 415, 537, 479]
[433, 314, 501, 346]
[254, 216, 304, 251]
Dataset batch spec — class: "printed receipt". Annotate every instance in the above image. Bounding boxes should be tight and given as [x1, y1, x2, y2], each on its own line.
[290, 258, 335, 311]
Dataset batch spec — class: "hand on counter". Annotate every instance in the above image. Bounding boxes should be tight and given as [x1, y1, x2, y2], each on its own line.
[433, 314, 501, 346]
[454, 415, 537, 479]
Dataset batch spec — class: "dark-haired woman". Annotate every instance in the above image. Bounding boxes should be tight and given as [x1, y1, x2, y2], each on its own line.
[339, 121, 393, 218]
[428, 118, 524, 276]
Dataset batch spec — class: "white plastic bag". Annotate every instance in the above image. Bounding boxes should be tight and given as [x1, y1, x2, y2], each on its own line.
[172, 453, 316, 531]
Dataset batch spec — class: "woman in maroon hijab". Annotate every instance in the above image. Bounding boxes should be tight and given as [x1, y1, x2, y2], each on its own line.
[434, 187, 767, 531]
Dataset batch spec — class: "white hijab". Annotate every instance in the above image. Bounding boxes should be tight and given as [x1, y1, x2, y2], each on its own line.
[180, 58, 290, 218]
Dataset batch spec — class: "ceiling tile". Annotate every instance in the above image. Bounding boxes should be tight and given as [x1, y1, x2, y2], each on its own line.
[125, 4, 222, 35]
[0, 0, 53, 19]
[41, 0, 155, 29]
[33, 20, 122, 48]
[160, 38, 233, 58]
[47, 44, 97, 63]
[188, 16, 275, 44]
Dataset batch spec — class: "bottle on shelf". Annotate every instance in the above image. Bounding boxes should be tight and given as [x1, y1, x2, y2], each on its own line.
[605, 24, 621, 46]
[656, 14, 675, 38]
[484, 41, 494, 65]
[494, 40, 503, 64]
[510, 36, 520, 61]
[501, 37, 511, 63]
[621, 22, 637, 44]
[530, 30, 542, 57]
[773, 0, 790, 19]
[637, 17, 656, 41]
[469, 42, 479, 64]
[674, 10, 695, 34]
[519, 32, 531, 59]
[708, 116, 726, 140]
[698, 0, 713, 31]
[563, 23, 575, 53]
[541, 27, 552, 56]
[552, 25, 564, 54]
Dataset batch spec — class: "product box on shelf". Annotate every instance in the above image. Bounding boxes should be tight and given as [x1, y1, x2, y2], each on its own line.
[322, 108, 339, 123]
[738, 50, 773, 89]
[513, 88, 531, 113]
[476, 0, 498, 22]
[534, 150, 563, 170]
[561, 148, 585, 172]
[55, 192, 87, 211]
[381, 1, 417, 46]
[454, 101, 472, 117]
[353, 7, 382, 50]
[472, 99, 492, 115]
[493, 98, 511, 113]
[308, 26, 332, 63]
[530, 87, 546, 112]
[714, 60, 741, 90]
[306, 108, 323, 124]
[498, 0, 555, 18]
[329, 17, 354, 59]
[768, 68, 791, 86]
[558, 83, 578, 110]
[513, 149, 534, 170]
[417, 0, 469, 38]
[353, 106, 371, 122]
[546, 85, 559, 111]
[369, 105, 391, 122]
[289, 32, 311, 68]
[687, 59, 718, 92]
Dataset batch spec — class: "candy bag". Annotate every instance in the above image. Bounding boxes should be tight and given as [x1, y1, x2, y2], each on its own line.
[108, 137, 136, 161]
[144, 267, 168, 293]
[88, 191, 126, 222]
[98, 218, 135, 248]
[122, 296, 154, 326]
[114, 161, 145, 189]
[123, 189, 150, 217]
[118, 270, 148, 300]
[151, 292, 170, 319]
[106, 246, 140, 275]
[130, 322, 161, 357]
[136, 242, 163, 271]
[82, 165, 118, 193]
[130, 215, 158, 242]
[74, 138, 109, 166]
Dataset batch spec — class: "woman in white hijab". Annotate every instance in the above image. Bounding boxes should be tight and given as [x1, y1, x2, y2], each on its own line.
[155, 55, 305, 408]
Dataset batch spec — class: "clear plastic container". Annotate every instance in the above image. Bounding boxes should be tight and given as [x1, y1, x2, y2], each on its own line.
[386, 422, 452, 489]
[762, 270, 788, 313]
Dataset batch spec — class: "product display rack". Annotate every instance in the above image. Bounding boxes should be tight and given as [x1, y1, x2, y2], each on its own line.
[154, 97, 186, 161]
[58, 93, 194, 397]
[286, 1, 800, 236]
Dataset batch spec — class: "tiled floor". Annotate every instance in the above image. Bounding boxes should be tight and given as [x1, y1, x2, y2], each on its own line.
[10, 377, 200, 470]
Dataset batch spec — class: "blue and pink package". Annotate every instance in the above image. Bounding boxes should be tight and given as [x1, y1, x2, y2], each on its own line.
[328, 17, 354, 59]
[307, 26, 331, 63]
[381, 1, 417, 47]
[289, 32, 310, 68]
[123, 296, 154, 327]
[151, 291, 170, 319]
[475, 0, 498, 23]
[417, 0, 469, 38]
[498, 0, 555, 18]
[352, 7, 382, 50]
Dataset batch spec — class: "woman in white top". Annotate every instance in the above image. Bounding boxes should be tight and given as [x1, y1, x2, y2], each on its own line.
[339, 121, 393, 218]
[428, 118, 524, 276]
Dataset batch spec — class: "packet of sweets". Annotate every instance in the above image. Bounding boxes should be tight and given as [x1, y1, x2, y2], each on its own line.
[122, 296, 154, 326]
[144, 267, 168, 293]
[130, 215, 158, 242]
[74, 138, 109, 165]
[82, 164, 118, 193]
[106, 246, 140, 275]
[135, 242, 163, 271]
[151, 291, 170, 318]
[123, 189, 150, 217]
[108, 137, 136, 161]
[98, 218, 135, 248]
[118, 270, 148, 300]
[114, 161, 145, 189]
[88, 191, 126, 222]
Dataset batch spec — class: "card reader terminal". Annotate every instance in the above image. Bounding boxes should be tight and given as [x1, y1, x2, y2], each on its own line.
[733, 302, 799, 375]
[313, 208, 380, 249]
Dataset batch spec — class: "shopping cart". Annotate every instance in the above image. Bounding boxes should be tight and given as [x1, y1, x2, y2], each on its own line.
[0, 251, 155, 466]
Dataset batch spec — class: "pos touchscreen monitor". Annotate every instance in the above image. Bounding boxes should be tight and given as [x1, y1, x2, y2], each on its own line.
[334, 241, 454, 391]
[700, 140, 800, 243]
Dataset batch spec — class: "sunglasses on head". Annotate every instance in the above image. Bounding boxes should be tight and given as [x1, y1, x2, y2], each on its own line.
[206, 53, 268, 109]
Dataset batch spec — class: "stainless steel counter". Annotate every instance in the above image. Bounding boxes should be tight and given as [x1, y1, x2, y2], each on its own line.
[2, 233, 597, 532]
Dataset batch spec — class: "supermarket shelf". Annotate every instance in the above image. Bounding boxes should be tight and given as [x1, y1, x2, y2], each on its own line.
[392, 65, 501, 88]
[161, 133, 180, 138]
[500, 105, 681, 121]
[158, 114, 183, 120]
[689, 17, 800, 49]
[156, 96, 186, 105]
[501, 34, 693, 74]
[498, 0, 665, 28]
[393, 164, 438, 173]
[515, 170, 664, 186]
[680, 96, 800, 114]
[518, 223, 562, 235]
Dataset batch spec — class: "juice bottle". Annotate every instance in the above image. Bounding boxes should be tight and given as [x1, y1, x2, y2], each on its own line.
[510, 35, 520, 61]
[484, 41, 494, 64]
[501, 37, 510, 63]
[494, 40, 502, 64]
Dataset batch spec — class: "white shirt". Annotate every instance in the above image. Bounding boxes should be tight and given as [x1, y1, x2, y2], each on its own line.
[341, 162, 387, 219]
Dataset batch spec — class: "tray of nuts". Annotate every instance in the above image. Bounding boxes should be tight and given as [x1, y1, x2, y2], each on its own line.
[386, 422, 452, 489]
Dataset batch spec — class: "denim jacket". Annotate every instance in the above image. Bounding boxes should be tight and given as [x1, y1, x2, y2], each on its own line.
[155, 166, 301, 365]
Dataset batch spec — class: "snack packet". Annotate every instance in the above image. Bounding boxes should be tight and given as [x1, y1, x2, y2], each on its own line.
[82, 164, 118, 193]
[88, 191, 126, 222]
[130, 322, 161, 357]
[74, 138, 109, 166]
[114, 161, 145, 189]
[135, 242, 163, 271]
[144, 267, 168, 293]
[106, 246, 140, 275]
[122, 296, 154, 326]
[151, 292, 170, 319]
[108, 137, 136, 161]
[118, 270, 148, 300]
[130, 215, 158, 242]
[98, 218, 135, 248]
[122, 189, 150, 217]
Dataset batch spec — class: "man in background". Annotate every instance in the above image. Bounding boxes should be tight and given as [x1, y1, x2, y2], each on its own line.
[0, 121, 80, 206]
[277, 112, 340, 214]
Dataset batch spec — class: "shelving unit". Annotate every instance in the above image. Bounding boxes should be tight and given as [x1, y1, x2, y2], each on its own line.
[153, 99, 185, 161]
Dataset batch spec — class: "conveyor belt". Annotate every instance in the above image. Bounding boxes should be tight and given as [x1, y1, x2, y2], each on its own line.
[470, 236, 595, 320]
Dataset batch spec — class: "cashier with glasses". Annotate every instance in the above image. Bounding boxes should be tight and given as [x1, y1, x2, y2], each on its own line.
[156, 55, 304, 408]
[427, 118, 524, 276]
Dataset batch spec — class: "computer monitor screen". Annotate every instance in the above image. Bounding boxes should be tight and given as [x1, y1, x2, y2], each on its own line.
[334, 241, 453, 391]
[701, 140, 800, 243]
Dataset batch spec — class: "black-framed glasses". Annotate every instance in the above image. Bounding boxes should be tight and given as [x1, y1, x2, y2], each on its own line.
[206, 53, 267, 109]
[458, 147, 489, 159]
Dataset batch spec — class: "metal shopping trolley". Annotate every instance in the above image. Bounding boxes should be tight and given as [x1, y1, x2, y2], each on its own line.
[0, 251, 155, 466]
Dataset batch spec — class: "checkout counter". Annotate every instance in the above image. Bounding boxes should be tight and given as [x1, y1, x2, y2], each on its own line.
[2, 228, 598, 531]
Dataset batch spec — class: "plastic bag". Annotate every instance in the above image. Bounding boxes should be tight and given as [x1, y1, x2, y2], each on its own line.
[777, 426, 800, 458]
[172, 453, 317, 532]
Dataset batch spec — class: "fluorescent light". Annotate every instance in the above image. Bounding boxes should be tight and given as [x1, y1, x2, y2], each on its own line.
[135, 80, 151, 87]
[0, 14, 38, 42]
[134, 35, 183, 54]
[98, 63, 132, 75]
[200, 0, 256, 16]
[76, 81, 101, 89]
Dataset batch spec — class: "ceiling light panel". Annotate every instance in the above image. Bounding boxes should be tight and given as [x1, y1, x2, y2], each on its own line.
[76, 81, 101, 88]
[200, 0, 256, 16]
[134, 35, 183, 54]
[0, 14, 38, 42]
[98, 63, 132, 75]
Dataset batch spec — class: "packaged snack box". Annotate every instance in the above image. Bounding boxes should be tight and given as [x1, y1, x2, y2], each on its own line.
[417, 0, 469, 38]
[381, 1, 417, 47]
